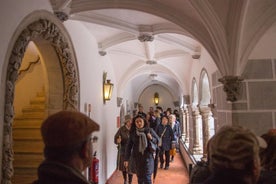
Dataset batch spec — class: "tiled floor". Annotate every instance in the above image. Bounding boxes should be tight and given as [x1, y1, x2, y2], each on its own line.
[106, 152, 189, 184]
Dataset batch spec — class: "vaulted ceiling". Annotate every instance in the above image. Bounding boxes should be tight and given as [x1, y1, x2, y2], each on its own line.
[50, 0, 276, 100]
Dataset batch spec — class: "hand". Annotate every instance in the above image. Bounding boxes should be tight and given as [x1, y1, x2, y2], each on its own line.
[147, 133, 152, 140]
[124, 161, 129, 168]
[117, 136, 121, 144]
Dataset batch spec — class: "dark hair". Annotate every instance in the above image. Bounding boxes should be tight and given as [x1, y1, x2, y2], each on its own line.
[161, 115, 169, 121]
[130, 114, 149, 132]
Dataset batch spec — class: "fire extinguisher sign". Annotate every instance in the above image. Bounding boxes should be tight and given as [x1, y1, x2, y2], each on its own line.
[90, 151, 99, 184]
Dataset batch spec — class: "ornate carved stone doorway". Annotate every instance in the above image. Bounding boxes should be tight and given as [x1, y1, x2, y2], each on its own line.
[2, 13, 79, 183]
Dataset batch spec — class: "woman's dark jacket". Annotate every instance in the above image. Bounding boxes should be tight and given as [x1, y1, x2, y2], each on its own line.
[156, 124, 175, 151]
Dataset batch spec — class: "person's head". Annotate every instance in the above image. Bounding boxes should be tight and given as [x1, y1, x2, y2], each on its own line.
[124, 114, 132, 126]
[132, 114, 148, 129]
[138, 105, 144, 112]
[41, 110, 100, 171]
[154, 109, 160, 118]
[169, 114, 176, 123]
[161, 115, 169, 125]
[259, 132, 276, 171]
[208, 125, 266, 183]
[156, 106, 163, 113]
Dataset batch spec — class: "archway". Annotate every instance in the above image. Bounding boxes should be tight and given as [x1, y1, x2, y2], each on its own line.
[2, 14, 79, 183]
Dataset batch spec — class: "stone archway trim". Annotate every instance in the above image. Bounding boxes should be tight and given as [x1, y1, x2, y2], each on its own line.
[2, 18, 80, 184]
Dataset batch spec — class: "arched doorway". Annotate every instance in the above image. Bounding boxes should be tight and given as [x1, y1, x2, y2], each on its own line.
[2, 12, 80, 183]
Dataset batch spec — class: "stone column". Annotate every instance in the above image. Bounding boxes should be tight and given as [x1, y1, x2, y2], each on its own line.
[192, 108, 201, 154]
[199, 106, 211, 157]
[180, 107, 186, 140]
[184, 107, 190, 143]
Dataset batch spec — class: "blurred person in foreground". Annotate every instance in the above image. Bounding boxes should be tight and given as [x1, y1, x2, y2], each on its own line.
[258, 129, 276, 184]
[204, 125, 267, 184]
[33, 110, 100, 184]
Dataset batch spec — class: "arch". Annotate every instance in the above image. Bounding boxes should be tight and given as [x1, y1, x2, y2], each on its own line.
[199, 68, 211, 106]
[2, 11, 79, 183]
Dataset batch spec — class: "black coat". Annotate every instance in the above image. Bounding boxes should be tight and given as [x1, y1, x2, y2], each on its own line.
[156, 124, 175, 151]
[125, 128, 159, 180]
[33, 160, 92, 184]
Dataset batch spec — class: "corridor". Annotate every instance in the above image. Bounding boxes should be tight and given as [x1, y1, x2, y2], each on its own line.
[106, 152, 189, 184]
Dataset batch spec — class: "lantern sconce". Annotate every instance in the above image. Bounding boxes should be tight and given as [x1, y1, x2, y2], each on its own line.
[103, 72, 114, 104]
[154, 92, 159, 106]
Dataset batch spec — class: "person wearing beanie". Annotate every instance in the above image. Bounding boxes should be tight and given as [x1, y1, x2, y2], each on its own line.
[33, 110, 100, 184]
[204, 125, 267, 184]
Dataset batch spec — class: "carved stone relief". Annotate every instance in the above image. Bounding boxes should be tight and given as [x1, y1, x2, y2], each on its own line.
[2, 18, 79, 183]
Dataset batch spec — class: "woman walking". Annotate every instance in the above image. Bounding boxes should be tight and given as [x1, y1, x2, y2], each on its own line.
[124, 114, 159, 184]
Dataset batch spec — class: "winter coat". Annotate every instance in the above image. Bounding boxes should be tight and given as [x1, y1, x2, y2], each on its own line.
[156, 124, 175, 151]
[257, 170, 276, 184]
[32, 160, 93, 184]
[125, 127, 159, 182]
[114, 125, 132, 172]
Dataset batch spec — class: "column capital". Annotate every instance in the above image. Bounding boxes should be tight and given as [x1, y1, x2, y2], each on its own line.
[218, 75, 243, 102]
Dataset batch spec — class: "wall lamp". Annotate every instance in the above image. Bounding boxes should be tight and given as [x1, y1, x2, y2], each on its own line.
[154, 92, 159, 106]
[103, 72, 113, 104]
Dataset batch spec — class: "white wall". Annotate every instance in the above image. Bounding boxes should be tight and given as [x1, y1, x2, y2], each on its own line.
[139, 84, 175, 112]
[64, 20, 119, 183]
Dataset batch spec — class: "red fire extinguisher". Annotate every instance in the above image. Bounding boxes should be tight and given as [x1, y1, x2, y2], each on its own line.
[90, 151, 99, 184]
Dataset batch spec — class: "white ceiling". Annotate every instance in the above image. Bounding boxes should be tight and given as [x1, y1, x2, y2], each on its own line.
[50, 0, 276, 101]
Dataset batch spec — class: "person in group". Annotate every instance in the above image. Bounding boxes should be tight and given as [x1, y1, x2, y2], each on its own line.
[124, 114, 159, 184]
[168, 114, 181, 162]
[151, 109, 161, 132]
[204, 125, 267, 184]
[137, 105, 147, 119]
[258, 129, 276, 184]
[33, 110, 100, 184]
[156, 115, 175, 170]
[173, 109, 180, 123]
[165, 108, 172, 117]
[156, 106, 165, 118]
[114, 114, 134, 184]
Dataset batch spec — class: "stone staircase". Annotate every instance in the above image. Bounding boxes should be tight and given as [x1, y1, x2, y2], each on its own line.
[12, 90, 47, 184]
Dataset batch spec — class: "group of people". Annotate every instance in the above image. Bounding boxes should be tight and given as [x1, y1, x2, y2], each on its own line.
[114, 105, 182, 184]
[30, 108, 276, 184]
[190, 126, 276, 184]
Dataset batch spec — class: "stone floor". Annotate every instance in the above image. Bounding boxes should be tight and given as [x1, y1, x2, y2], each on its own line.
[106, 152, 189, 184]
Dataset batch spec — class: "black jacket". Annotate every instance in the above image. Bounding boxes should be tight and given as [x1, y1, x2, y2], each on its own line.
[33, 160, 93, 184]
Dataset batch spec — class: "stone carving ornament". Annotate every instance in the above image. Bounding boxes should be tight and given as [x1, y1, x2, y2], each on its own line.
[2, 18, 79, 184]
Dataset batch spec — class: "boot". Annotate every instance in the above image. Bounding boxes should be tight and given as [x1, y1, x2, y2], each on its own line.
[123, 171, 127, 184]
[128, 174, 133, 184]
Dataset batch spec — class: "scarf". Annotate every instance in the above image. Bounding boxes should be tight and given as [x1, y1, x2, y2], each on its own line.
[136, 128, 148, 154]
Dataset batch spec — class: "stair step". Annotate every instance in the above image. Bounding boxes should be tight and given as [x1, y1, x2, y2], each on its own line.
[12, 173, 38, 184]
[30, 96, 46, 105]
[19, 112, 46, 119]
[13, 119, 43, 128]
[13, 128, 42, 140]
[14, 153, 44, 168]
[13, 140, 44, 153]
[36, 90, 45, 97]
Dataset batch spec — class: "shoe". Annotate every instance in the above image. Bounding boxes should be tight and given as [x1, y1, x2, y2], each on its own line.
[164, 166, 169, 170]
[160, 163, 164, 169]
